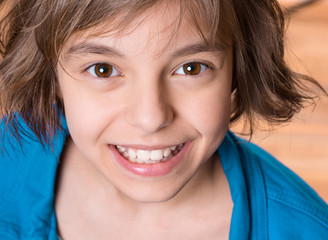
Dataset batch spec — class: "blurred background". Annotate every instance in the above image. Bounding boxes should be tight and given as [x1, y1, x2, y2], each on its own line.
[233, 0, 328, 202]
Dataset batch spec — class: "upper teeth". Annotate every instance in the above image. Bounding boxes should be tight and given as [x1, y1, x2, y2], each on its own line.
[115, 144, 184, 164]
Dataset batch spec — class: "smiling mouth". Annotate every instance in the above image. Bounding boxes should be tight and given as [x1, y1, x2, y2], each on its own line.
[115, 144, 185, 164]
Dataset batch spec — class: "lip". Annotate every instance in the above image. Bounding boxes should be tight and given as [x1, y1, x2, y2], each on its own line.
[108, 142, 191, 177]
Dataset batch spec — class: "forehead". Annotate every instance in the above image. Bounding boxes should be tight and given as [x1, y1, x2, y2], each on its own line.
[61, 3, 223, 59]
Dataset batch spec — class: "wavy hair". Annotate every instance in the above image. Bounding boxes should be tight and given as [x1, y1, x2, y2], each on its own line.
[0, 0, 325, 145]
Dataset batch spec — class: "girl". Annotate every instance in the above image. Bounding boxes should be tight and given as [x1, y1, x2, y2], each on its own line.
[0, 0, 327, 239]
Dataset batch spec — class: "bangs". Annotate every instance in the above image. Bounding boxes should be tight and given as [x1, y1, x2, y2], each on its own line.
[35, 0, 228, 59]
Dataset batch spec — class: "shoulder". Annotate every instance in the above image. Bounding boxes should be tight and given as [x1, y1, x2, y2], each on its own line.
[0, 115, 67, 239]
[227, 131, 328, 238]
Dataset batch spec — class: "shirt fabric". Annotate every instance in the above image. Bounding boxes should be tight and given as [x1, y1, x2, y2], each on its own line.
[0, 116, 327, 239]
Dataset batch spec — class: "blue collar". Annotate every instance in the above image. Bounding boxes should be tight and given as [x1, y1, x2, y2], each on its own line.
[218, 131, 268, 240]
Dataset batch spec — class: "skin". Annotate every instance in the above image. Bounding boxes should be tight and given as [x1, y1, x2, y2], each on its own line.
[55, 4, 233, 240]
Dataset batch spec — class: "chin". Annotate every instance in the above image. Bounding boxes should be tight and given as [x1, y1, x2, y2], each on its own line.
[118, 180, 187, 204]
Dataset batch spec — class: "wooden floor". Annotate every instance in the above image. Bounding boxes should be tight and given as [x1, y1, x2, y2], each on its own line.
[233, 1, 328, 202]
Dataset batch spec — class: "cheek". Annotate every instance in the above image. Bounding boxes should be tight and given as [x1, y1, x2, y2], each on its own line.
[199, 97, 230, 145]
[58, 80, 112, 147]
[182, 56, 232, 139]
[63, 96, 101, 151]
[181, 85, 231, 137]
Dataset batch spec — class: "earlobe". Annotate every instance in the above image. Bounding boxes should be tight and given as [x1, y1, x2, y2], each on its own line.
[231, 77, 237, 93]
[56, 80, 63, 100]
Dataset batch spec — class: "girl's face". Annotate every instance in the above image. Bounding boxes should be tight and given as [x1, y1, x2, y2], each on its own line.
[57, 5, 232, 202]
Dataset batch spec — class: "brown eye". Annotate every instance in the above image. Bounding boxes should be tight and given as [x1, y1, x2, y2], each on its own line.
[87, 63, 120, 78]
[175, 62, 208, 76]
[183, 63, 201, 75]
[94, 63, 112, 77]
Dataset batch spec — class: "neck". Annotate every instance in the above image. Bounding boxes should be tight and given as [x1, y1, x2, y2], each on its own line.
[55, 136, 232, 238]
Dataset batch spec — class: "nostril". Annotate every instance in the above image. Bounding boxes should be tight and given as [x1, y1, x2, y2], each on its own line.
[125, 92, 173, 133]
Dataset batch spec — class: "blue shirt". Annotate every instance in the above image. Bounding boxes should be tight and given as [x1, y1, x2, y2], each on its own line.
[1, 116, 327, 239]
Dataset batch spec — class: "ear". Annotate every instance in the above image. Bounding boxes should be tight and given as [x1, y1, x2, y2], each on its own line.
[54, 62, 63, 100]
[55, 77, 63, 100]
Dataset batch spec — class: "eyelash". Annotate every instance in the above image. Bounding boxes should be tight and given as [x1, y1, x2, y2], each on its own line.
[174, 62, 211, 76]
[84, 61, 211, 79]
[85, 63, 121, 78]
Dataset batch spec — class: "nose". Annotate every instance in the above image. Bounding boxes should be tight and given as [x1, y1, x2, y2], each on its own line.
[125, 80, 173, 134]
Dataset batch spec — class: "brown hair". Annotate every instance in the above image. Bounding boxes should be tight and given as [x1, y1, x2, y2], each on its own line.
[0, 0, 325, 145]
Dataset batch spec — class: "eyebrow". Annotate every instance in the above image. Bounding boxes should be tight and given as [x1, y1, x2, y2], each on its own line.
[172, 43, 226, 57]
[66, 42, 226, 59]
[67, 42, 125, 58]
